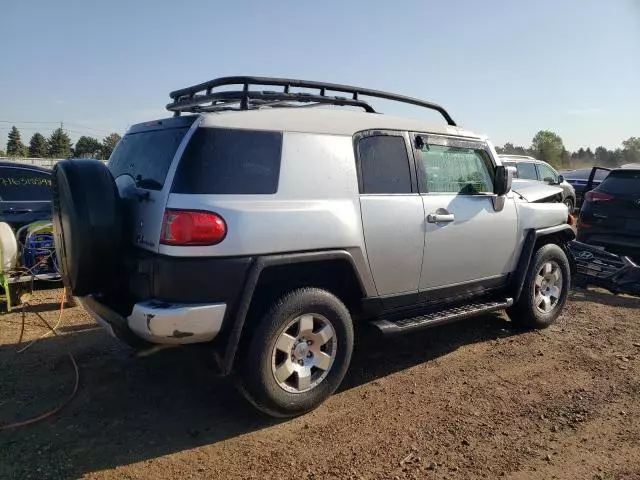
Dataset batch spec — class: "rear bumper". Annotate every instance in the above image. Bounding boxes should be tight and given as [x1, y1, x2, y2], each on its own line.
[576, 231, 640, 260]
[81, 295, 226, 345]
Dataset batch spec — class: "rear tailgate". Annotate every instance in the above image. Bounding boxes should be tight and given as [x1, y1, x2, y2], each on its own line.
[107, 115, 198, 252]
[589, 170, 640, 234]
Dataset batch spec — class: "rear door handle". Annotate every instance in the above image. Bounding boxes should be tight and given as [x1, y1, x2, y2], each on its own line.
[427, 213, 455, 223]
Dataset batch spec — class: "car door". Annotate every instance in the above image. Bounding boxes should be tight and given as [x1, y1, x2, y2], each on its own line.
[412, 134, 518, 295]
[357, 131, 425, 303]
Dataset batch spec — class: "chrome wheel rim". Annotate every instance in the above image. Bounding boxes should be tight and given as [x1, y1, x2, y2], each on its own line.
[534, 261, 563, 313]
[271, 314, 337, 394]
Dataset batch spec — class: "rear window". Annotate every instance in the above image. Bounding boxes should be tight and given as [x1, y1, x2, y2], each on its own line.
[108, 126, 190, 190]
[171, 128, 283, 194]
[0, 167, 52, 201]
[599, 170, 640, 195]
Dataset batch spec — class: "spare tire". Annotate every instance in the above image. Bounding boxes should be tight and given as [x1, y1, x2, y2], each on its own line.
[52, 160, 123, 296]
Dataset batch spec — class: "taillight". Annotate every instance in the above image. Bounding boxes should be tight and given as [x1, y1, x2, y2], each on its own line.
[160, 210, 227, 246]
[584, 191, 614, 203]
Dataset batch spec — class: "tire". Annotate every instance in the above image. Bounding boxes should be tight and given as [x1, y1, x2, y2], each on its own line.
[564, 197, 575, 213]
[238, 288, 354, 417]
[507, 244, 571, 329]
[52, 160, 123, 296]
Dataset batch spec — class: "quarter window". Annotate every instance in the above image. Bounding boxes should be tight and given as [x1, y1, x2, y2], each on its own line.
[416, 143, 494, 194]
[358, 135, 412, 194]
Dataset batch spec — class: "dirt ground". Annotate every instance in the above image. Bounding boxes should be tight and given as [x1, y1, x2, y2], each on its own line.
[1, 287, 639, 480]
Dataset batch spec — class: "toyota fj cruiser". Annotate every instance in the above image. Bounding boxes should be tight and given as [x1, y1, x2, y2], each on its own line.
[52, 76, 575, 417]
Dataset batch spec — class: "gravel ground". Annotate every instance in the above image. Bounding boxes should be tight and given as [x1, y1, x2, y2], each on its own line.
[1, 287, 639, 480]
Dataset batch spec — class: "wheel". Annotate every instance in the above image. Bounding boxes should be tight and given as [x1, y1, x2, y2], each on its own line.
[238, 288, 354, 417]
[564, 197, 575, 213]
[52, 160, 123, 296]
[507, 244, 570, 329]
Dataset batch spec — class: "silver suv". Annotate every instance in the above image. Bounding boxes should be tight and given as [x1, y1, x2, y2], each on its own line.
[52, 76, 575, 417]
[499, 155, 577, 212]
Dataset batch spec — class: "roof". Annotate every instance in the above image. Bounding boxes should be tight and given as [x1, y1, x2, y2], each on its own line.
[619, 163, 640, 170]
[197, 108, 483, 139]
[498, 155, 541, 163]
[0, 161, 52, 173]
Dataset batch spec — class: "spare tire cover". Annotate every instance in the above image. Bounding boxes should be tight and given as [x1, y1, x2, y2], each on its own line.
[52, 160, 122, 296]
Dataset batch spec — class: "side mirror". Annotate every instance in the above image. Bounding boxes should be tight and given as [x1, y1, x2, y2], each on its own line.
[494, 165, 513, 195]
[557, 174, 565, 184]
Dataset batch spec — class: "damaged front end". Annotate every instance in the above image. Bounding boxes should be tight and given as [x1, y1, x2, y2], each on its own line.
[568, 241, 640, 297]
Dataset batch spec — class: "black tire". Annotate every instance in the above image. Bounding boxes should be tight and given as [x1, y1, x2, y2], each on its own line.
[564, 197, 575, 213]
[507, 244, 571, 329]
[52, 160, 123, 296]
[238, 288, 354, 417]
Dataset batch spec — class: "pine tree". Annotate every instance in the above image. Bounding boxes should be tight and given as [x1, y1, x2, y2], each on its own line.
[101, 132, 122, 160]
[28, 132, 49, 158]
[6, 126, 26, 157]
[48, 127, 73, 158]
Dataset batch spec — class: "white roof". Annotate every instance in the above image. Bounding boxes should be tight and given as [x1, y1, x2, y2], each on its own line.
[619, 163, 640, 170]
[198, 108, 483, 139]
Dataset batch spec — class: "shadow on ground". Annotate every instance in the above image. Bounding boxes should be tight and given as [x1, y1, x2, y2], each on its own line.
[569, 287, 640, 309]
[0, 311, 516, 479]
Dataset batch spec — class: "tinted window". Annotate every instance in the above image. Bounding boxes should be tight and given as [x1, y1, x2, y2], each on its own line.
[0, 167, 52, 201]
[358, 135, 412, 194]
[172, 128, 282, 194]
[537, 163, 558, 182]
[109, 126, 190, 190]
[599, 170, 640, 195]
[517, 162, 538, 180]
[417, 144, 494, 194]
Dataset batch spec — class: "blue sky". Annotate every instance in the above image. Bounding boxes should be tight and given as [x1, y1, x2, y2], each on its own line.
[1, 0, 639, 152]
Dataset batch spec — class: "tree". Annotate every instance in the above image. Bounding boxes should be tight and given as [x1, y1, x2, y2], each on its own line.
[28, 133, 49, 158]
[48, 127, 72, 158]
[101, 133, 121, 160]
[621, 137, 640, 165]
[0, 149, 5, 156]
[74, 136, 102, 158]
[531, 130, 564, 168]
[6, 126, 26, 157]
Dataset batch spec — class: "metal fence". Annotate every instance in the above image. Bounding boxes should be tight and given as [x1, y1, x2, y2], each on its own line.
[0, 157, 107, 169]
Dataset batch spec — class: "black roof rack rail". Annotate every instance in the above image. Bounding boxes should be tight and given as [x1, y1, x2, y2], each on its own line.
[166, 76, 456, 126]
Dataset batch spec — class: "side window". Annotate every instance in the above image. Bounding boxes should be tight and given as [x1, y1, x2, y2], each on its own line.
[517, 162, 538, 180]
[0, 167, 52, 201]
[537, 163, 558, 183]
[416, 142, 494, 194]
[172, 128, 282, 194]
[358, 135, 412, 194]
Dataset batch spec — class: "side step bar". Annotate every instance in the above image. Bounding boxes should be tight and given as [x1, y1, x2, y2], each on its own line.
[371, 299, 513, 335]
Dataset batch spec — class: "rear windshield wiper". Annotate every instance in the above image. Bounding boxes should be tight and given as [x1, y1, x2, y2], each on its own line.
[135, 176, 163, 190]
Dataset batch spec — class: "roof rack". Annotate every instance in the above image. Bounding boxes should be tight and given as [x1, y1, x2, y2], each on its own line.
[166, 76, 456, 126]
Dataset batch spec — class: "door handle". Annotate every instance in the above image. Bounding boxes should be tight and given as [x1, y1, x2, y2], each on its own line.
[427, 213, 455, 223]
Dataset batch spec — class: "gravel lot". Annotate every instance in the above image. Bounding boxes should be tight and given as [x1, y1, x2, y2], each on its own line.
[1, 287, 639, 480]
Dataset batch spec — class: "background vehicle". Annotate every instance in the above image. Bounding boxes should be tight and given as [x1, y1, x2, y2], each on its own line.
[561, 167, 611, 210]
[0, 162, 52, 229]
[577, 164, 640, 262]
[52, 76, 574, 417]
[499, 155, 576, 211]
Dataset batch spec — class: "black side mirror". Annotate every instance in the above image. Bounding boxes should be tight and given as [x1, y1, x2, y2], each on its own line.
[494, 165, 512, 195]
[557, 174, 565, 184]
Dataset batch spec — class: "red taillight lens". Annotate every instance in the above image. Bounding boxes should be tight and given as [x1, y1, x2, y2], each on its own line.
[160, 210, 227, 246]
[584, 191, 614, 203]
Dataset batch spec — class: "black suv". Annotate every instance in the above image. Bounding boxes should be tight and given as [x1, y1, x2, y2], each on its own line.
[577, 164, 640, 261]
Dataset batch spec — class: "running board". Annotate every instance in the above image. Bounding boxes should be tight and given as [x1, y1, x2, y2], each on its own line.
[371, 299, 513, 335]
